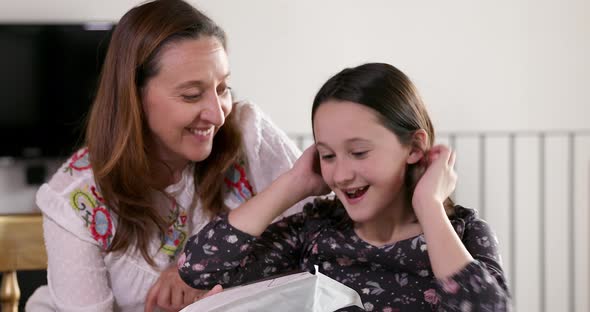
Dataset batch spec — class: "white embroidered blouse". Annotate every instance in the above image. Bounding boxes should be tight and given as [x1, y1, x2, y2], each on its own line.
[26, 101, 307, 312]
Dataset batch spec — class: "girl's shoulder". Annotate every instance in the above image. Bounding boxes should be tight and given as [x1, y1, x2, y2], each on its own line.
[449, 205, 492, 239]
[450, 205, 479, 222]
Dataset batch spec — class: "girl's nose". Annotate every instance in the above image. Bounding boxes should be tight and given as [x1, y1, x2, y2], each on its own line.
[333, 158, 354, 187]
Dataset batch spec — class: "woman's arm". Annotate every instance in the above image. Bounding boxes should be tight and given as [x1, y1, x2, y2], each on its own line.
[42, 216, 115, 312]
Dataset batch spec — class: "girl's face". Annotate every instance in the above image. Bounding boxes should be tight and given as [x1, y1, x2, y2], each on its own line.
[142, 36, 232, 168]
[313, 100, 418, 223]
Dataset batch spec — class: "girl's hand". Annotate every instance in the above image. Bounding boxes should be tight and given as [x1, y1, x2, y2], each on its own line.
[288, 144, 331, 198]
[411, 145, 457, 216]
[145, 265, 223, 312]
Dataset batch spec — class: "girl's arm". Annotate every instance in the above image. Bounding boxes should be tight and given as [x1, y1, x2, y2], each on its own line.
[412, 145, 472, 279]
[228, 145, 329, 236]
[179, 146, 329, 289]
[178, 207, 312, 289]
[237, 101, 313, 217]
[441, 215, 511, 308]
[413, 145, 511, 309]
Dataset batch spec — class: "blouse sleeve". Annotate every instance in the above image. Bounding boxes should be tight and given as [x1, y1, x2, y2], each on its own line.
[178, 211, 309, 290]
[436, 218, 512, 311]
[42, 216, 114, 312]
[30, 155, 116, 312]
[235, 101, 312, 217]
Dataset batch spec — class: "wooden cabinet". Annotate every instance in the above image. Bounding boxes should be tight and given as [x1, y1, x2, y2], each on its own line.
[0, 214, 46, 312]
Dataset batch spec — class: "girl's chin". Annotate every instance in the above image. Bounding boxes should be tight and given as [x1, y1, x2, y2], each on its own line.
[342, 206, 375, 224]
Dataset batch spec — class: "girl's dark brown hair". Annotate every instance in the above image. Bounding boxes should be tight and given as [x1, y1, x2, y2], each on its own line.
[86, 0, 241, 265]
[311, 63, 455, 221]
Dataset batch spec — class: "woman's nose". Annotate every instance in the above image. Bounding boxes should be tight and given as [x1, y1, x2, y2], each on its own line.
[200, 93, 226, 127]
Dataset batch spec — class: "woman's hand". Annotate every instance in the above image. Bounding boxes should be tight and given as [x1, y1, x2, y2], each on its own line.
[411, 145, 457, 217]
[145, 265, 223, 312]
[288, 144, 331, 198]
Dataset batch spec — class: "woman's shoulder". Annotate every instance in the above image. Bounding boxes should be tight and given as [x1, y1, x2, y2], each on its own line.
[45, 147, 95, 190]
[37, 147, 115, 249]
[230, 100, 301, 195]
[40, 147, 100, 210]
[232, 100, 294, 149]
[232, 100, 262, 120]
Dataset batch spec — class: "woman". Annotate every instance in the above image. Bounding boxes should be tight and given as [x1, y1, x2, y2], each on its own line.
[179, 63, 511, 311]
[26, 1, 306, 311]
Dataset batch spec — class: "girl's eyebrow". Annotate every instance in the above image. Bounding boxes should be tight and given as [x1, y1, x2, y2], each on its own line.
[315, 138, 372, 149]
[345, 138, 372, 144]
[315, 142, 330, 149]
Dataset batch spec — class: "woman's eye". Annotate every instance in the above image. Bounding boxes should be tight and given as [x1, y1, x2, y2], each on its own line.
[218, 86, 232, 96]
[182, 94, 202, 101]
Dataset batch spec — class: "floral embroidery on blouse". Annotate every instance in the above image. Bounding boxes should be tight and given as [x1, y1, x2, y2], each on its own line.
[224, 160, 254, 203]
[161, 198, 189, 257]
[63, 148, 91, 175]
[69, 184, 113, 249]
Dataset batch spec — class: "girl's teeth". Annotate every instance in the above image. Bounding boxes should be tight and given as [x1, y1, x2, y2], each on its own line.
[191, 128, 213, 136]
[345, 186, 368, 197]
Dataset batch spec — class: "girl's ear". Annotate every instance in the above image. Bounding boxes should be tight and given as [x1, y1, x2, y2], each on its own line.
[407, 129, 428, 165]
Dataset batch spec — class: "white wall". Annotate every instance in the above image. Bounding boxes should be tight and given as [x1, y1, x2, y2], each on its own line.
[1, 0, 588, 134]
[1, 0, 589, 311]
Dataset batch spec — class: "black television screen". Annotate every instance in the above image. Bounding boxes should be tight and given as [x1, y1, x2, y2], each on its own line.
[0, 23, 113, 158]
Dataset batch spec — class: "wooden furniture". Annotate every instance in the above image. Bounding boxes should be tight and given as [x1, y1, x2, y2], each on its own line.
[0, 214, 47, 312]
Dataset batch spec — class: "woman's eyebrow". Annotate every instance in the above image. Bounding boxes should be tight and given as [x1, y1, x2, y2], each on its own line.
[174, 72, 231, 90]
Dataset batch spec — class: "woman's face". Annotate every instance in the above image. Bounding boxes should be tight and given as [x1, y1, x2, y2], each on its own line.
[142, 36, 232, 168]
[313, 100, 416, 223]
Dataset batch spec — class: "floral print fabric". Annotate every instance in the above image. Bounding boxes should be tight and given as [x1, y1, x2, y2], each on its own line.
[179, 203, 511, 311]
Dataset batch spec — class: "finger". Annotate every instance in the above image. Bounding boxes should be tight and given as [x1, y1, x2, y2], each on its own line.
[448, 150, 456, 168]
[202, 284, 223, 299]
[182, 290, 196, 306]
[431, 145, 452, 163]
[157, 284, 172, 311]
[308, 143, 319, 153]
[144, 282, 160, 312]
[171, 288, 184, 309]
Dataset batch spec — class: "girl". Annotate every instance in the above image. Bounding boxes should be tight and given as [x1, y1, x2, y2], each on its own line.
[178, 63, 511, 311]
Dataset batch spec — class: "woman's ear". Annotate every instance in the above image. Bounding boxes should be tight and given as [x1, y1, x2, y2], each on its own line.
[407, 129, 428, 165]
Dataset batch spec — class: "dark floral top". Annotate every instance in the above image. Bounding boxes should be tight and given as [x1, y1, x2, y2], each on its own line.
[178, 202, 511, 311]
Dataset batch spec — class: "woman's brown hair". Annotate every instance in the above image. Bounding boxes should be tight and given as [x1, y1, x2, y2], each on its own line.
[86, 0, 241, 265]
[311, 63, 455, 222]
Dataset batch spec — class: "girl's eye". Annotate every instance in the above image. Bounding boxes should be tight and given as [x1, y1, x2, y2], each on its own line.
[320, 154, 335, 160]
[351, 151, 368, 158]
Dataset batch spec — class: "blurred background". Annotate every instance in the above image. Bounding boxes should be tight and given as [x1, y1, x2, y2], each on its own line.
[0, 0, 588, 311]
